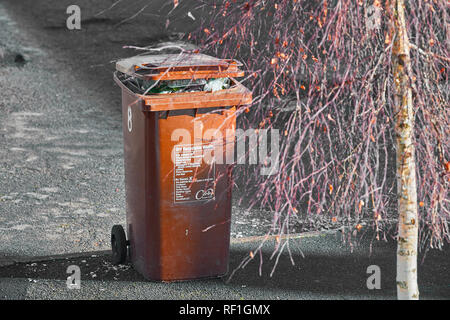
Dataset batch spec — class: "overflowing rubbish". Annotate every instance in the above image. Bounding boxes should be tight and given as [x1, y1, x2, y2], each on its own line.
[115, 53, 243, 96]
[204, 78, 231, 92]
[124, 76, 231, 95]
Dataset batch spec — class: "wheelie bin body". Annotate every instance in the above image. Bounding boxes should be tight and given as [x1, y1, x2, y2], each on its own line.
[113, 53, 252, 281]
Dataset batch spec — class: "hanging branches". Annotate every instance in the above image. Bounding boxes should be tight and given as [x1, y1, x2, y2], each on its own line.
[194, 0, 449, 253]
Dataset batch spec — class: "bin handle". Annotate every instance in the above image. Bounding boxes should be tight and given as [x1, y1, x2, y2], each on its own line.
[113, 71, 146, 112]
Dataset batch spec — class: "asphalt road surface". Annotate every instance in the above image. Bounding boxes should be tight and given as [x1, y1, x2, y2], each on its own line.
[1, 231, 449, 300]
[0, 0, 282, 260]
[0, 0, 340, 260]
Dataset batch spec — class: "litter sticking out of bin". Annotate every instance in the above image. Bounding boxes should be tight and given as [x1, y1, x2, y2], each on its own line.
[123, 75, 231, 95]
[204, 78, 231, 92]
[115, 53, 244, 96]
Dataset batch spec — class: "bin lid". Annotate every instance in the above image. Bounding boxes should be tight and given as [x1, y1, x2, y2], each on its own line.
[116, 53, 245, 81]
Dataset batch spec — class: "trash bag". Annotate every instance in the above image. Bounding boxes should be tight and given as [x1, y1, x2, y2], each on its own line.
[138, 77, 230, 94]
[204, 78, 231, 92]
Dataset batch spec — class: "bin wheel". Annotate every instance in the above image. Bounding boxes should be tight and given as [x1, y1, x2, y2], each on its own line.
[111, 225, 127, 265]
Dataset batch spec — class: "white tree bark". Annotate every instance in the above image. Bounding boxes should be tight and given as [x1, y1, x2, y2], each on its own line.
[391, 0, 419, 300]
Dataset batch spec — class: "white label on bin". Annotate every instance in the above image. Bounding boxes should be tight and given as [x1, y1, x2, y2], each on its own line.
[173, 143, 215, 203]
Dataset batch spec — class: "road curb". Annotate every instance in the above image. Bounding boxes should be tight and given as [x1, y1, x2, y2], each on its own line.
[0, 250, 110, 267]
[230, 229, 338, 244]
[0, 230, 340, 267]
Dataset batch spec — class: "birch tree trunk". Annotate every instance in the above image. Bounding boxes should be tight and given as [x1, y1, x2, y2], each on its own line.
[391, 0, 419, 300]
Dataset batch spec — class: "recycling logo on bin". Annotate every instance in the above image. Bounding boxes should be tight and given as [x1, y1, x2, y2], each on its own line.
[195, 188, 215, 201]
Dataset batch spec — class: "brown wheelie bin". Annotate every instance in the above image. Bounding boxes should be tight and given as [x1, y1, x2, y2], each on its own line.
[111, 53, 252, 281]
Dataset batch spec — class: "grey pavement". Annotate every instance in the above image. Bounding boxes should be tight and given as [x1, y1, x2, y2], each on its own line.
[0, 1, 274, 261]
[0, 2, 126, 259]
[0, 0, 335, 262]
[0, 231, 449, 300]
